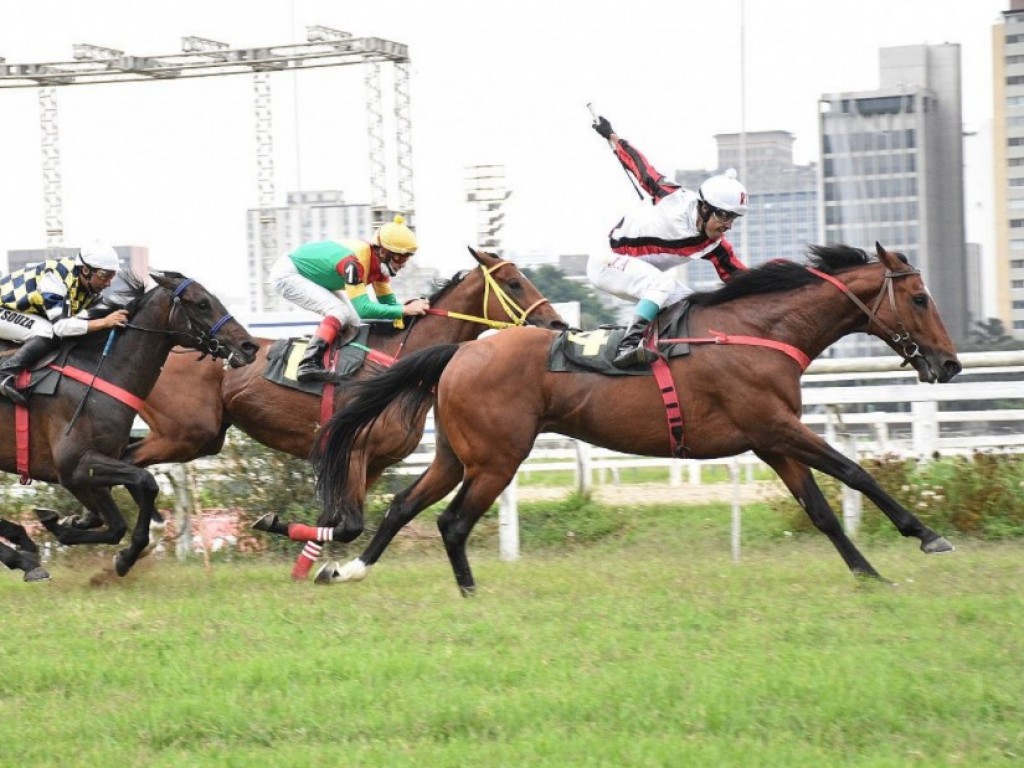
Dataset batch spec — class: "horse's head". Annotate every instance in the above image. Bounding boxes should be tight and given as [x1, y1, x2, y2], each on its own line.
[450, 246, 569, 331]
[150, 272, 260, 368]
[867, 243, 962, 383]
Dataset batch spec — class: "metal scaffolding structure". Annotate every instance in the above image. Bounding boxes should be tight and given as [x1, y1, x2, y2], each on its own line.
[0, 29, 415, 304]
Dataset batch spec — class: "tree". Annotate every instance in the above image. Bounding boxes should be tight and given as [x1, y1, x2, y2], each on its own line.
[522, 265, 614, 329]
[961, 317, 1024, 352]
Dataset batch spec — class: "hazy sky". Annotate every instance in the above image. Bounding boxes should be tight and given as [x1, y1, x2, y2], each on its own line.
[0, 0, 1008, 309]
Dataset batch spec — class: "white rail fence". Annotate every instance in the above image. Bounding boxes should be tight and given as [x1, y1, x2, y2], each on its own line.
[391, 351, 1024, 561]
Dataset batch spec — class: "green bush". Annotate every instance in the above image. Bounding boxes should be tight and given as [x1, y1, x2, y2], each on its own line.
[774, 451, 1024, 541]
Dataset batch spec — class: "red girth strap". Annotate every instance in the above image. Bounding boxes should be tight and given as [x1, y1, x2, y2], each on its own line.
[46, 364, 146, 411]
[15, 369, 31, 484]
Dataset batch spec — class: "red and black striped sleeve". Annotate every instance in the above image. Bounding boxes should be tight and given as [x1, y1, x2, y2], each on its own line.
[705, 239, 748, 282]
[613, 139, 681, 201]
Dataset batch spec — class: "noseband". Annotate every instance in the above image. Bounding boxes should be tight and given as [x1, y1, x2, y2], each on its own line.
[807, 266, 923, 365]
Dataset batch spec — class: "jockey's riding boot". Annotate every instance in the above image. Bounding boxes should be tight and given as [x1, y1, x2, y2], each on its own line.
[296, 336, 332, 383]
[0, 336, 54, 405]
[612, 316, 653, 369]
[296, 316, 344, 383]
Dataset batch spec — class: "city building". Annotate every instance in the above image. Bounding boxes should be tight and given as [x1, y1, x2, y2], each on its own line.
[993, 1, 1024, 337]
[820, 43, 969, 353]
[675, 130, 819, 291]
[244, 190, 439, 315]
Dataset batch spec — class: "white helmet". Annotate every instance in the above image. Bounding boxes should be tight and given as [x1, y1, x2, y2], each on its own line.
[77, 242, 120, 271]
[698, 168, 749, 216]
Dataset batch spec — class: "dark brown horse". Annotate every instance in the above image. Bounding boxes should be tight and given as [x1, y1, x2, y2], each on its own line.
[311, 244, 963, 595]
[0, 271, 258, 580]
[123, 249, 567, 573]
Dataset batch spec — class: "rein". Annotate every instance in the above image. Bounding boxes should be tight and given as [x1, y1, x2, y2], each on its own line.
[805, 266, 922, 364]
[123, 277, 239, 362]
[393, 260, 550, 360]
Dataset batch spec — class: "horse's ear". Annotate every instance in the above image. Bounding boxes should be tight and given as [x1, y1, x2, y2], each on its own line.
[875, 242, 901, 271]
[467, 246, 493, 267]
[149, 271, 175, 291]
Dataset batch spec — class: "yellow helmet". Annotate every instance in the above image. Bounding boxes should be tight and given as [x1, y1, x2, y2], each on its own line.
[374, 215, 418, 255]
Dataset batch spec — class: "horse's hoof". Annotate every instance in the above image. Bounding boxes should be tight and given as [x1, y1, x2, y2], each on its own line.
[921, 536, 955, 554]
[313, 561, 341, 585]
[251, 513, 280, 533]
[23, 567, 51, 583]
[335, 559, 370, 583]
[34, 508, 60, 525]
[113, 552, 132, 577]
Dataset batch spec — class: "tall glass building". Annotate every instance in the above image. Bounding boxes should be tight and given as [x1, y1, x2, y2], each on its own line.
[820, 44, 969, 353]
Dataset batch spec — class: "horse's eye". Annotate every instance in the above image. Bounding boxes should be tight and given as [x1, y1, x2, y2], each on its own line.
[912, 295, 928, 308]
[508, 280, 522, 291]
[198, 299, 211, 311]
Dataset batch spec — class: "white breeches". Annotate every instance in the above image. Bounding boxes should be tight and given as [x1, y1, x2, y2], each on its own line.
[0, 308, 54, 343]
[269, 255, 359, 326]
[586, 252, 691, 309]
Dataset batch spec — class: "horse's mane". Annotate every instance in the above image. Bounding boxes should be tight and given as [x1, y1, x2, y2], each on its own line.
[365, 270, 470, 341]
[687, 244, 905, 307]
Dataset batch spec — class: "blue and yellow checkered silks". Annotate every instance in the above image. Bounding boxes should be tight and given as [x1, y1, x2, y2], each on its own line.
[0, 258, 96, 322]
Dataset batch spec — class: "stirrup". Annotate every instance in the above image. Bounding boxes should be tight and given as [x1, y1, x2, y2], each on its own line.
[0, 374, 27, 405]
[296, 363, 335, 383]
[612, 343, 654, 369]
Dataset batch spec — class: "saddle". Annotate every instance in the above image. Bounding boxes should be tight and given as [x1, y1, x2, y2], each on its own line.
[548, 300, 695, 376]
[263, 325, 371, 394]
[0, 340, 76, 398]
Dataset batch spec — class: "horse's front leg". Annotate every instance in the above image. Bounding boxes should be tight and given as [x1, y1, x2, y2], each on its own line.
[756, 450, 883, 579]
[771, 424, 954, 553]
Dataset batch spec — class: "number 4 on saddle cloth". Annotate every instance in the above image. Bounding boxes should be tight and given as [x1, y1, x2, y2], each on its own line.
[263, 325, 392, 394]
[548, 301, 694, 377]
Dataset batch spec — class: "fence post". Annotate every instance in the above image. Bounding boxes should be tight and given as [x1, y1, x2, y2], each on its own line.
[912, 399, 939, 459]
[499, 476, 520, 561]
[729, 456, 742, 563]
[574, 439, 591, 496]
[841, 433, 862, 536]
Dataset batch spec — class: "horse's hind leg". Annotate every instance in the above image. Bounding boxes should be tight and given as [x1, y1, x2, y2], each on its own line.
[757, 451, 883, 579]
[320, 449, 466, 585]
[0, 521, 49, 582]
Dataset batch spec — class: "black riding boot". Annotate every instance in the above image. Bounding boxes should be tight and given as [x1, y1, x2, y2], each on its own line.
[0, 336, 54, 405]
[611, 316, 653, 369]
[296, 336, 333, 383]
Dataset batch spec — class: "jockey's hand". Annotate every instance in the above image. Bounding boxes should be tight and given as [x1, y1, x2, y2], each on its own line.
[102, 309, 129, 329]
[403, 298, 430, 316]
[592, 115, 614, 140]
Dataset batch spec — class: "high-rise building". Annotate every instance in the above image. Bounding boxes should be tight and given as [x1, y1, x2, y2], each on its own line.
[675, 130, 819, 290]
[820, 44, 969, 352]
[245, 190, 437, 313]
[993, 1, 1024, 338]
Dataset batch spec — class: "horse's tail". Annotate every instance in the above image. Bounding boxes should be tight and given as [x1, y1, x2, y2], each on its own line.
[312, 343, 461, 510]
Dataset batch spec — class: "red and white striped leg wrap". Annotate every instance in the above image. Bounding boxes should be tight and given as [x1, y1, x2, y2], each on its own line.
[287, 524, 335, 542]
[290, 542, 322, 580]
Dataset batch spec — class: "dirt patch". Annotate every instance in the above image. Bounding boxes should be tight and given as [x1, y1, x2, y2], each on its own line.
[516, 481, 786, 506]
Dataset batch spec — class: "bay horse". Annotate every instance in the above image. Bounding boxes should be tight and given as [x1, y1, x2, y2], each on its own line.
[122, 248, 567, 572]
[310, 243, 963, 595]
[0, 271, 258, 580]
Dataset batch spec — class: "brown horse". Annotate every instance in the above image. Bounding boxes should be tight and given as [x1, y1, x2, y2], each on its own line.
[122, 249, 567, 564]
[310, 244, 963, 595]
[0, 271, 258, 580]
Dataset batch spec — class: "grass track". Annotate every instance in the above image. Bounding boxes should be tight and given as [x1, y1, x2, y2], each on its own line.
[1, 504, 1022, 767]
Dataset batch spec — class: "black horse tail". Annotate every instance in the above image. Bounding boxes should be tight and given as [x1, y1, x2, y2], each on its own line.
[312, 343, 461, 510]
